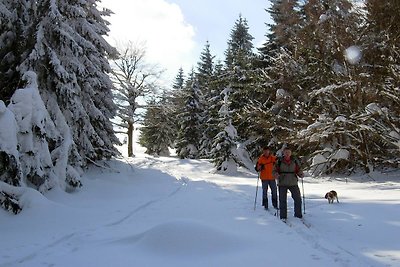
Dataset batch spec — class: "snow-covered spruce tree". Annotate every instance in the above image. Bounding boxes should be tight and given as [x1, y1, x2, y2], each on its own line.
[210, 87, 248, 172]
[199, 60, 227, 159]
[257, 1, 317, 149]
[1, 72, 77, 213]
[170, 67, 186, 114]
[265, 51, 309, 146]
[7, 72, 74, 191]
[174, 68, 185, 89]
[0, 0, 121, 204]
[111, 41, 163, 157]
[257, 0, 301, 68]
[139, 68, 187, 156]
[244, 2, 302, 158]
[293, 0, 387, 174]
[225, 15, 255, 70]
[167, 68, 186, 114]
[196, 41, 215, 92]
[259, 0, 363, 173]
[162, 68, 186, 149]
[139, 92, 176, 156]
[298, 0, 360, 87]
[240, 71, 284, 159]
[0, 100, 20, 187]
[0, 0, 28, 103]
[0, 99, 22, 214]
[175, 70, 203, 159]
[223, 15, 257, 142]
[350, 0, 400, 170]
[195, 41, 219, 158]
[18, 0, 120, 168]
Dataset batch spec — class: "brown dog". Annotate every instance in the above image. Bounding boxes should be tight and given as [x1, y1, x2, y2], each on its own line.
[325, 190, 339, 204]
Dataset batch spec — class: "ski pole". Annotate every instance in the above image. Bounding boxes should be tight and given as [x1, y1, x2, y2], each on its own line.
[275, 184, 279, 217]
[254, 172, 260, 210]
[301, 176, 306, 214]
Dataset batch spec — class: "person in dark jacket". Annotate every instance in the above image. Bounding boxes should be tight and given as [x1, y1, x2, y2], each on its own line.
[275, 147, 304, 220]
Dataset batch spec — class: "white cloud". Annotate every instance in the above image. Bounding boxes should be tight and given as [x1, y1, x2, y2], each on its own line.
[101, 0, 198, 83]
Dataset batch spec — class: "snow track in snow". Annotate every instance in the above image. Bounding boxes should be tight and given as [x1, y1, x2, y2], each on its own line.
[262, 210, 374, 267]
[105, 183, 185, 227]
[0, 233, 76, 267]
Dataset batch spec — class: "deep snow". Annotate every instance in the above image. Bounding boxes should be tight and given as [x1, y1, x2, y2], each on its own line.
[1, 132, 399, 267]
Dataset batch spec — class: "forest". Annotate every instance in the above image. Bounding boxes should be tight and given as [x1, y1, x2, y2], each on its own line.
[139, 0, 400, 175]
[0, 0, 399, 213]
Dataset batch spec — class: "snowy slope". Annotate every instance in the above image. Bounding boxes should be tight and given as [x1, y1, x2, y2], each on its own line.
[0, 131, 399, 267]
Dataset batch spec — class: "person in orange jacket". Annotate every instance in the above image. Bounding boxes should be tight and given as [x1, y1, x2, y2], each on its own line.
[256, 146, 277, 210]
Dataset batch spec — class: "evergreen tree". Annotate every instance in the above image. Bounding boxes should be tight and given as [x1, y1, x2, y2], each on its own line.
[353, 0, 400, 170]
[362, 0, 400, 85]
[240, 68, 284, 159]
[168, 68, 185, 144]
[173, 67, 185, 90]
[0, 72, 82, 214]
[259, 0, 315, 148]
[170, 67, 186, 113]
[0, 0, 120, 197]
[0, 100, 21, 188]
[225, 14, 255, 70]
[139, 93, 175, 156]
[210, 87, 247, 171]
[223, 15, 257, 142]
[258, 0, 301, 67]
[294, 0, 374, 173]
[8, 72, 82, 191]
[195, 42, 219, 158]
[17, 0, 120, 165]
[196, 41, 215, 92]
[245, 2, 301, 156]
[175, 70, 203, 159]
[0, 0, 28, 103]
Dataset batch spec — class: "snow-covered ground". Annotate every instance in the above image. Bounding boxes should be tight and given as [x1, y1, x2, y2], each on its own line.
[1, 132, 400, 267]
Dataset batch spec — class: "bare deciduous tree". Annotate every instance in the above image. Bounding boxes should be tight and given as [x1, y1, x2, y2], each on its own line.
[111, 41, 164, 157]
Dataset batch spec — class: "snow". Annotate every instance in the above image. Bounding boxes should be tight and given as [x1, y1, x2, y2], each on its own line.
[334, 115, 347, 122]
[366, 103, 383, 115]
[1, 128, 400, 267]
[0, 100, 19, 157]
[224, 124, 237, 139]
[344, 46, 362, 65]
[319, 14, 329, 24]
[5, 72, 64, 191]
[276, 88, 287, 98]
[331, 148, 350, 160]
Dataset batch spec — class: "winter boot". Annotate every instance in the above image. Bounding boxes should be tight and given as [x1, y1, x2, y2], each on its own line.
[272, 197, 278, 209]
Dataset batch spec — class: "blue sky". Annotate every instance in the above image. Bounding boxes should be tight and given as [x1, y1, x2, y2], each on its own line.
[101, 0, 271, 84]
[168, 0, 271, 57]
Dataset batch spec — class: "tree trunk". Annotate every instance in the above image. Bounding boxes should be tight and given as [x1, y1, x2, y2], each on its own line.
[128, 122, 134, 157]
[359, 130, 371, 173]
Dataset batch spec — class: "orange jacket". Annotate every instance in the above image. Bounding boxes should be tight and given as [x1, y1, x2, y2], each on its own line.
[256, 154, 277, 180]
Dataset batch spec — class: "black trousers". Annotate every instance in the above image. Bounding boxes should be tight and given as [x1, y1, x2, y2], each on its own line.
[278, 185, 302, 219]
